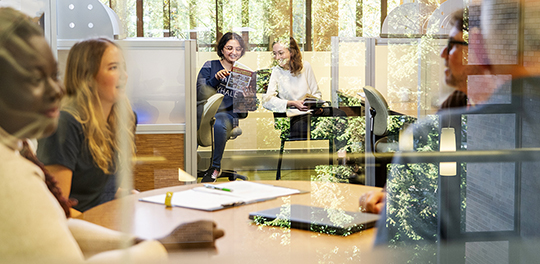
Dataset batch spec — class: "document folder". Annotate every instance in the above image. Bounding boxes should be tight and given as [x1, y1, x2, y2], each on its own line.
[139, 181, 301, 211]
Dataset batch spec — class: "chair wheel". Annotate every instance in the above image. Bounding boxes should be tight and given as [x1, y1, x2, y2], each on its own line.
[230, 175, 248, 181]
[220, 170, 248, 181]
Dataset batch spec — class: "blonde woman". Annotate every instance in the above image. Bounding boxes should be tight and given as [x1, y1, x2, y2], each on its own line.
[38, 38, 135, 213]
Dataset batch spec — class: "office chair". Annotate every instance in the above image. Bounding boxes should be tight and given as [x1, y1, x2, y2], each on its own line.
[363, 86, 401, 187]
[274, 110, 337, 180]
[197, 93, 247, 181]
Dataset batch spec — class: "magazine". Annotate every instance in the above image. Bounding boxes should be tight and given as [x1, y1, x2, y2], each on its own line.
[226, 62, 257, 112]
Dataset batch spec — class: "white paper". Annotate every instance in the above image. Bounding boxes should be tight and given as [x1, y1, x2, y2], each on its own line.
[139, 181, 301, 211]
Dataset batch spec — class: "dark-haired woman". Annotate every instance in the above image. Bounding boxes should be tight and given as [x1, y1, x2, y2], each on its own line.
[196, 32, 247, 182]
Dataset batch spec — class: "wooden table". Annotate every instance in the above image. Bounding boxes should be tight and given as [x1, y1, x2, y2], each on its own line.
[80, 181, 382, 263]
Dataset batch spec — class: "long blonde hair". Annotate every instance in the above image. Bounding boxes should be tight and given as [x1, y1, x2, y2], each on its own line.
[63, 38, 135, 174]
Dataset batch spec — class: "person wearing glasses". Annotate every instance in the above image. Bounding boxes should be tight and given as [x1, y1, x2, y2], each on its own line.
[438, 9, 484, 110]
[262, 36, 348, 162]
[359, 8, 488, 215]
[262, 36, 322, 140]
[262, 36, 321, 115]
[363, 1, 540, 261]
[196, 32, 247, 182]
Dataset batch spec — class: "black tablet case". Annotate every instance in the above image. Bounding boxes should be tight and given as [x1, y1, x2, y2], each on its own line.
[249, 204, 380, 236]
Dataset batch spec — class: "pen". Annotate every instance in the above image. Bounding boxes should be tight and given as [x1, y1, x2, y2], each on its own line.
[204, 184, 233, 192]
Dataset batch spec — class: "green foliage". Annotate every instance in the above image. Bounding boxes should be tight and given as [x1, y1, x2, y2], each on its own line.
[108, 0, 401, 50]
[256, 69, 272, 93]
[383, 114, 469, 263]
[252, 215, 291, 229]
[314, 164, 365, 184]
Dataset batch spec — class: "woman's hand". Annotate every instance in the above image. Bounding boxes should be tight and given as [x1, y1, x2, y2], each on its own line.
[215, 69, 230, 81]
[157, 220, 224, 250]
[359, 190, 385, 214]
[287, 100, 309, 111]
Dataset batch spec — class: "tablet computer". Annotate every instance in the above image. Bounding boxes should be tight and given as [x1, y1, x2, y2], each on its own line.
[249, 204, 380, 236]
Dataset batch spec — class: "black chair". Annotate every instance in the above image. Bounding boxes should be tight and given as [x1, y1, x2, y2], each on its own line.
[273, 110, 338, 180]
[363, 86, 411, 187]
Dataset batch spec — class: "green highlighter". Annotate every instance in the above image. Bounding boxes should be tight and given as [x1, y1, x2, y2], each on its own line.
[203, 184, 233, 192]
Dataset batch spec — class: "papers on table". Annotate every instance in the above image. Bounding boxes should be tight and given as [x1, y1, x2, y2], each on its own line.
[139, 181, 302, 211]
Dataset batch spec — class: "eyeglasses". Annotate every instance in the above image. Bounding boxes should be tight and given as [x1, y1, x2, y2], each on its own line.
[446, 39, 468, 55]
[224, 46, 243, 52]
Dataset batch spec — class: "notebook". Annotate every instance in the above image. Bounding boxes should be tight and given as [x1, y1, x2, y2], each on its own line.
[139, 181, 302, 211]
[249, 204, 380, 236]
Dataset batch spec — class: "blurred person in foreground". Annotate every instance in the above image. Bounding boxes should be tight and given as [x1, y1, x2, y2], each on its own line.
[359, 8, 487, 214]
[363, 1, 540, 263]
[0, 7, 223, 263]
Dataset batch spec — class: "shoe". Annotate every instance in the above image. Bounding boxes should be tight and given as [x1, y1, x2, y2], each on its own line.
[201, 167, 220, 183]
[229, 127, 243, 140]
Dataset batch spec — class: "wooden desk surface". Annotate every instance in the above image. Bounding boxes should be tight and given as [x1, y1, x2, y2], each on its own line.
[81, 181, 382, 263]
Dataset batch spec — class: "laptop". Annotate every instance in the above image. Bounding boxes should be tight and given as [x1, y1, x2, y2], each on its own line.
[249, 204, 380, 236]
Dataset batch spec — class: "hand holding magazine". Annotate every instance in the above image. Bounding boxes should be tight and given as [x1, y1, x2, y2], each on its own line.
[227, 62, 257, 112]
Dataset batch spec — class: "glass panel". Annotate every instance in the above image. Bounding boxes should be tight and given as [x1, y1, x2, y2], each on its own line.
[338, 39, 367, 90]
[465, 162, 515, 232]
[468, 74, 512, 105]
[124, 46, 186, 124]
[463, 114, 516, 232]
[466, 241, 509, 264]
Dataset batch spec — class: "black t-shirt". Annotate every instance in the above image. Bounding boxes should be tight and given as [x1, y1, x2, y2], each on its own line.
[37, 111, 116, 212]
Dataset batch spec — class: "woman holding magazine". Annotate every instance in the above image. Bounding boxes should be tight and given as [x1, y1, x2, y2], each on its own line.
[196, 32, 248, 182]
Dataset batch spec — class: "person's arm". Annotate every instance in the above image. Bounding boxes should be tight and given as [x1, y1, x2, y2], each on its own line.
[67, 219, 168, 263]
[303, 61, 322, 99]
[45, 164, 82, 217]
[68, 218, 223, 261]
[262, 68, 290, 112]
[37, 112, 83, 215]
[45, 164, 73, 198]
[197, 61, 221, 93]
[287, 100, 308, 111]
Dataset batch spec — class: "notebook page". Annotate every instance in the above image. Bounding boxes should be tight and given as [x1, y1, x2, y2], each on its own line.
[192, 181, 300, 203]
[140, 189, 243, 211]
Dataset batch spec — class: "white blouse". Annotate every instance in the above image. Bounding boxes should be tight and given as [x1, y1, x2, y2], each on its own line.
[262, 61, 322, 114]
